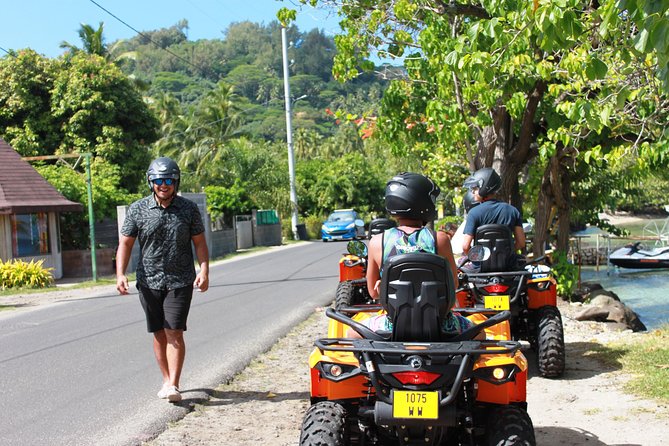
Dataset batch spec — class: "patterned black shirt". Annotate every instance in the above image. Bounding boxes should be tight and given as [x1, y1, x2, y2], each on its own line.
[121, 195, 205, 290]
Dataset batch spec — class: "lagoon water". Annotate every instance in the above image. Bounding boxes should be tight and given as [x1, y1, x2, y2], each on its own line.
[580, 266, 669, 330]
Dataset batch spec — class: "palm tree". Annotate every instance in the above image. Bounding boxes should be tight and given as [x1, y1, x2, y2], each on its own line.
[60, 22, 107, 57]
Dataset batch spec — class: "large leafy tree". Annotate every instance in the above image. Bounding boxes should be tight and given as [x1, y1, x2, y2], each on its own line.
[50, 53, 159, 191]
[300, 0, 669, 254]
[1, 50, 158, 191]
[0, 50, 60, 156]
[0, 49, 159, 250]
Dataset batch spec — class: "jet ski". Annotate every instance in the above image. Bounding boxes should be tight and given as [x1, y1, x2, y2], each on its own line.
[609, 241, 669, 269]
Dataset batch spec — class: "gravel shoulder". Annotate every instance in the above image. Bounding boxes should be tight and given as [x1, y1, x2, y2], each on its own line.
[144, 301, 668, 446]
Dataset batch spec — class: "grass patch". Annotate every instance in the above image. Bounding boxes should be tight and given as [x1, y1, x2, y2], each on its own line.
[0, 274, 123, 297]
[588, 325, 669, 402]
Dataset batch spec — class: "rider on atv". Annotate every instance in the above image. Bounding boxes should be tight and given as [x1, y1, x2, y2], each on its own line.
[360, 172, 472, 335]
[462, 167, 526, 267]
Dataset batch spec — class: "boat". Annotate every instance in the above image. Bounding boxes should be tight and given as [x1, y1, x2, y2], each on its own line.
[609, 242, 669, 269]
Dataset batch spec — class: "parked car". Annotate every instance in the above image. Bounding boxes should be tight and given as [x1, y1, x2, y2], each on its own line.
[321, 209, 365, 242]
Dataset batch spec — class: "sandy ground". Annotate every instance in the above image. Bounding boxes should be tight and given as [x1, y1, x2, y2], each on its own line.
[139, 301, 668, 446]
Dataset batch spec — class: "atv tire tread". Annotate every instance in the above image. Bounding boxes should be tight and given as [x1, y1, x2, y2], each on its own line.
[299, 401, 347, 446]
[487, 405, 536, 446]
[536, 306, 565, 378]
[334, 281, 355, 310]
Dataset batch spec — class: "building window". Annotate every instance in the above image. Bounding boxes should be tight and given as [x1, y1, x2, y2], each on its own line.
[11, 213, 50, 257]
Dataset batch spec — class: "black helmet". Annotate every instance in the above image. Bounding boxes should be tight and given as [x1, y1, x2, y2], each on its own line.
[385, 172, 440, 221]
[463, 189, 480, 213]
[147, 156, 180, 192]
[463, 167, 501, 198]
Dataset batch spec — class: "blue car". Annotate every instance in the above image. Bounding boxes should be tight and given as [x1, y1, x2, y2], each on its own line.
[321, 209, 365, 242]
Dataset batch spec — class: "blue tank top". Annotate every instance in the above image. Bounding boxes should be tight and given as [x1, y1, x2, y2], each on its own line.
[375, 226, 472, 334]
[382, 227, 436, 268]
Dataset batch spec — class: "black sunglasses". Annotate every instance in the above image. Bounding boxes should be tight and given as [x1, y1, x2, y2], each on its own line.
[152, 178, 175, 186]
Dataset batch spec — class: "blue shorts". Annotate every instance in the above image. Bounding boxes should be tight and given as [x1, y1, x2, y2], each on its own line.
[137, 285, 193, 332]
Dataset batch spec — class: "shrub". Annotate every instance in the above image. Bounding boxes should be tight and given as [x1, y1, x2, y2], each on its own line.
[551, 250, 579, 299]
[0, 259, 54, 289]
[304, 214, 325, 239]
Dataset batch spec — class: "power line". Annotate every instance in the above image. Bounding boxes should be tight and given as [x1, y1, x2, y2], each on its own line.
[86, 0, 203, 72]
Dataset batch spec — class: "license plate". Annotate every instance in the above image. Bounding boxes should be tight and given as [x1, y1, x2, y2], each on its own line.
[331, 235, 343, 240]
[485, 295, 510, 310]
[393, 390, 439, 419]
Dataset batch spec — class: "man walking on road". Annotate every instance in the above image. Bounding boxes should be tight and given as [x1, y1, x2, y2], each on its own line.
[116, 156, 209, 403]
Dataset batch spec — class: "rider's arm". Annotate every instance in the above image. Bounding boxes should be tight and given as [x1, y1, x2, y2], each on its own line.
[437, 231, 459, 287]
[366, 234, 383, 299]
[462, 234, 474, 255]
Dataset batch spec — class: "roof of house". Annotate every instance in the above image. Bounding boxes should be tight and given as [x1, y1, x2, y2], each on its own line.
[0, 138, 83, 214]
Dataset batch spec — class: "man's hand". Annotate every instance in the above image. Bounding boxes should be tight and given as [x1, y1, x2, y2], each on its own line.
[116, 275, 130, 295]
[194, 272, 209, 292]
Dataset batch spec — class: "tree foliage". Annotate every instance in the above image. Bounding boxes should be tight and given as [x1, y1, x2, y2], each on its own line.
[302, 0, 669, 253]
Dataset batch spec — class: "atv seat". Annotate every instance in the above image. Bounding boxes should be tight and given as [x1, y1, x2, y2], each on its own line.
[379, 252, 456, 342]
[474, 224, 515, 272]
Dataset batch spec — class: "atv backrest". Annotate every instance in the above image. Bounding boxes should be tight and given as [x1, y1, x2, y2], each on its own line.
[379, 252, 456, 342]
[474, 224, 515, 272]
[368, 218, 397, 239]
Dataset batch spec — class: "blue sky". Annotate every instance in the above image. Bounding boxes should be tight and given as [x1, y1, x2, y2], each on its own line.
[0, 0, 342, 58]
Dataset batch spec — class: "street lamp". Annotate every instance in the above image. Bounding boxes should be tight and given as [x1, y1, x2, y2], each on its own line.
[281, 25, 300, 239]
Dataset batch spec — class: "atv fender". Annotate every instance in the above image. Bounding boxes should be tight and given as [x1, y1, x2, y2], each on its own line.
[527, 276, 557, 308]
[339, 254, 365, 281]
[473, 351, 528, 405]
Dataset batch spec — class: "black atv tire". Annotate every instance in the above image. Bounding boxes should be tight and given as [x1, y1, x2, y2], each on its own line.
[536, 306, 566, 378]
[334, 281, 355, 309]
[486, 405, 536, 446]
[299, 401, 347, 446]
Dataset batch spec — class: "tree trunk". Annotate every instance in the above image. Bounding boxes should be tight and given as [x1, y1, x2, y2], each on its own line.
[476, 80, 546, 218]
[532, 145, 574, 256]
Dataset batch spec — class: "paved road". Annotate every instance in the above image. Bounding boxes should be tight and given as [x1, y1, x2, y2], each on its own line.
[0, 241, 345, 446]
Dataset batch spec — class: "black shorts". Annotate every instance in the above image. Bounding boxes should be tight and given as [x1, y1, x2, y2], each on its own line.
[137, 285, 194, 332]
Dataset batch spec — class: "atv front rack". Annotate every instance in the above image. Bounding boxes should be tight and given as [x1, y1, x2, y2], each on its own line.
[315, 338, 521, 356]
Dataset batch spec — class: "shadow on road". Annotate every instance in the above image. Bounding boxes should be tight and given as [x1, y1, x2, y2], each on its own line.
[526, 340, 624, 380]
[535, 426, 642, 446]
[174, 387, 310, 408]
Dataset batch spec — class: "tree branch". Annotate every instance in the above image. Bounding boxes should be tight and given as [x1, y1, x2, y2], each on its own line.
[431, 1, 492, 19]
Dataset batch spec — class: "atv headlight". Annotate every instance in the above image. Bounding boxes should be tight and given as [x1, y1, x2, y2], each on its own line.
[317, 362, 360, 382]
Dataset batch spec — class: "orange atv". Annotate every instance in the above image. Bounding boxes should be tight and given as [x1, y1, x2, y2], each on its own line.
[300, 251, 535, 446]
[456, 224, 565, 378]
[335, 219, 396, 310]
[335, 241, 372, 309]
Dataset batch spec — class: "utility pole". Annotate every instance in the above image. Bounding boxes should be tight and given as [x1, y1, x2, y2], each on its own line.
[281, 25, 300, 240]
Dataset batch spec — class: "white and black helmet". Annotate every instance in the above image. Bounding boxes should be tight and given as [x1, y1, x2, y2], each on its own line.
[147, 157, 181, 192]
[463, 167, 501, 198]
[385, 172, 440, 221]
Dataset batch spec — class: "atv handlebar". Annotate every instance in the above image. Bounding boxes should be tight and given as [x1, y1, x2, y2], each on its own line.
[450, 310, 511, 342]
[324, 307, 387, 341]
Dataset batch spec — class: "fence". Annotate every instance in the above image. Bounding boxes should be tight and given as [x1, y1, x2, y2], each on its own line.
[73, 203, 285, 276]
